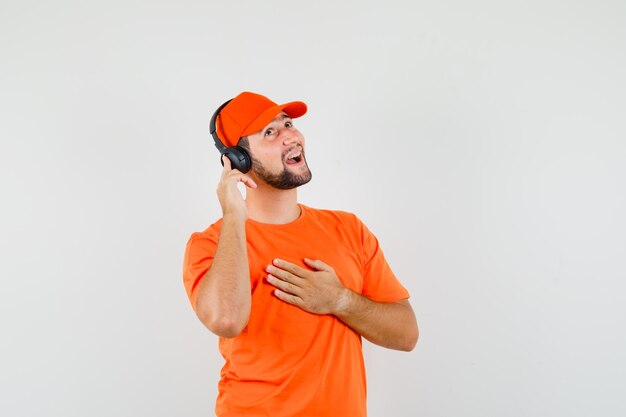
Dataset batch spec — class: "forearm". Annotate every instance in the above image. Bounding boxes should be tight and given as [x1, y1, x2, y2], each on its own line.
[195, 213, 251, 337]
[334, 291, 418, 351]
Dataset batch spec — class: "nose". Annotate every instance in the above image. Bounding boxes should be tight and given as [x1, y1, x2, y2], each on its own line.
[281, 128, 299, 146]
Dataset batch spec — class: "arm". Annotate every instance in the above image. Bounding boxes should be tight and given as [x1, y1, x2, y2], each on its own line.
[194, 157, 257, 338]
[266, 258, 419, 351]
[335, 294, 418, 352]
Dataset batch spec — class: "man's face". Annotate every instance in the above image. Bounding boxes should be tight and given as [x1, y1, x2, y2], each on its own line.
[244, 111, 312, 190]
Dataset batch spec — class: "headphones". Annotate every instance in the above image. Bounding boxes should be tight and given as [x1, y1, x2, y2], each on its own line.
[209, 99, 253, 173]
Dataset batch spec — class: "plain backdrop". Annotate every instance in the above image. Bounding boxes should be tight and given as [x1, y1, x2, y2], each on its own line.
[1, 0, 625, 416]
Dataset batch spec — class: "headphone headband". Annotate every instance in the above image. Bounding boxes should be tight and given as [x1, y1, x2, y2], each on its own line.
[209, 99, 232, 153]
[208, 98, 252, 173]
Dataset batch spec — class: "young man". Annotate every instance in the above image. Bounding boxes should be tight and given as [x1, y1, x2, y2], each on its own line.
[183, 91, 418, 416]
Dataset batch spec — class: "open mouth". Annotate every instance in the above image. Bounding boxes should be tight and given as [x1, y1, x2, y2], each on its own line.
[285, 149, 303, 165]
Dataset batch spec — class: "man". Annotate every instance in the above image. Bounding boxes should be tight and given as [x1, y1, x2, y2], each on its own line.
[183, 91, 418, 416]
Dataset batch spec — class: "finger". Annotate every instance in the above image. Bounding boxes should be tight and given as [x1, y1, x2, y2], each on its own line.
[266, 264, 302, 283]
[239, 175, 257, 189]
[222, 154, 239, 176]
[222, 165, 257, 189]
[272, 258, 309, 277]
[222, 154, 231, 168]
[221, 155, 232, 176]
[273, 289, 303, 307]
[303, 258, 333, 272]
[266, 274, 302, 296]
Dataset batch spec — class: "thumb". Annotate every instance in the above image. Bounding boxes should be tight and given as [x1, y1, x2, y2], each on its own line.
[304, 258, 332, 272]
[222, 154, 232, 170]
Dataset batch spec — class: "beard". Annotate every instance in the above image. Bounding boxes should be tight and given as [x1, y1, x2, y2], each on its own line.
[250, 151, 313, 190]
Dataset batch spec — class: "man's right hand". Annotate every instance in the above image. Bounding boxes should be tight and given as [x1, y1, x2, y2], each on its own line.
[216, 155, 257, 219]
[196, 155, 255, 338]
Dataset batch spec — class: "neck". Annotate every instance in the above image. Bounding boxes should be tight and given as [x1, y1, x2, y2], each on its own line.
[245, 184, 301, 224]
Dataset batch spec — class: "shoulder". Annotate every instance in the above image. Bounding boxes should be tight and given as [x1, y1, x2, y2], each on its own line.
[186, 218, 223, 245]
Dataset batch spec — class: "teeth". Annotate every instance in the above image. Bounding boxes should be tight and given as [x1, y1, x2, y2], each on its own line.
[287, 151, 301, 160]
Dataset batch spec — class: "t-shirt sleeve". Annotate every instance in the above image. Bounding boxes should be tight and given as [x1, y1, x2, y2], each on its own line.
[182, 231, 219, 311]
[358, 217, 410, 303]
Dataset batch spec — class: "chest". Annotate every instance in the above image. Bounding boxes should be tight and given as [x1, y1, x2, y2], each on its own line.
[245, 225, 364, 294]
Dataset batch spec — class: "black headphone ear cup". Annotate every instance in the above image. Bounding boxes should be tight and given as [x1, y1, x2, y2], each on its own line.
[221, 146, 252, 173]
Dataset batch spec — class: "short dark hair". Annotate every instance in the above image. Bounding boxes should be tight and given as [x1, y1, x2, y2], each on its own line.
[237, 136, 250, 152]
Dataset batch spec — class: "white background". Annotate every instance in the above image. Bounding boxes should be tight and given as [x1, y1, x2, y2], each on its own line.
[1, 0, 625, 416]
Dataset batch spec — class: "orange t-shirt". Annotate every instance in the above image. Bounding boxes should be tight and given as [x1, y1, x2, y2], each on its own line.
[182, 204, 410, 417]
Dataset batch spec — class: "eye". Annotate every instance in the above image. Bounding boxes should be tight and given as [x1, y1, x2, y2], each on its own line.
[285, 120, 293, 128]
[264, 128, 275, 136]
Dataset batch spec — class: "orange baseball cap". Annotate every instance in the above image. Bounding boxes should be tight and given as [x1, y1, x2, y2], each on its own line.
[215, 92, 307, 147]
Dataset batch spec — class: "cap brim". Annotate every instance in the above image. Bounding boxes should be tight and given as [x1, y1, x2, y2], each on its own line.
[241, 101, 307, 137]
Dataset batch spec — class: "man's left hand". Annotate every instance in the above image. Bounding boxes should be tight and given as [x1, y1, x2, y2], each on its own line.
[265, 258, 351, 315]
